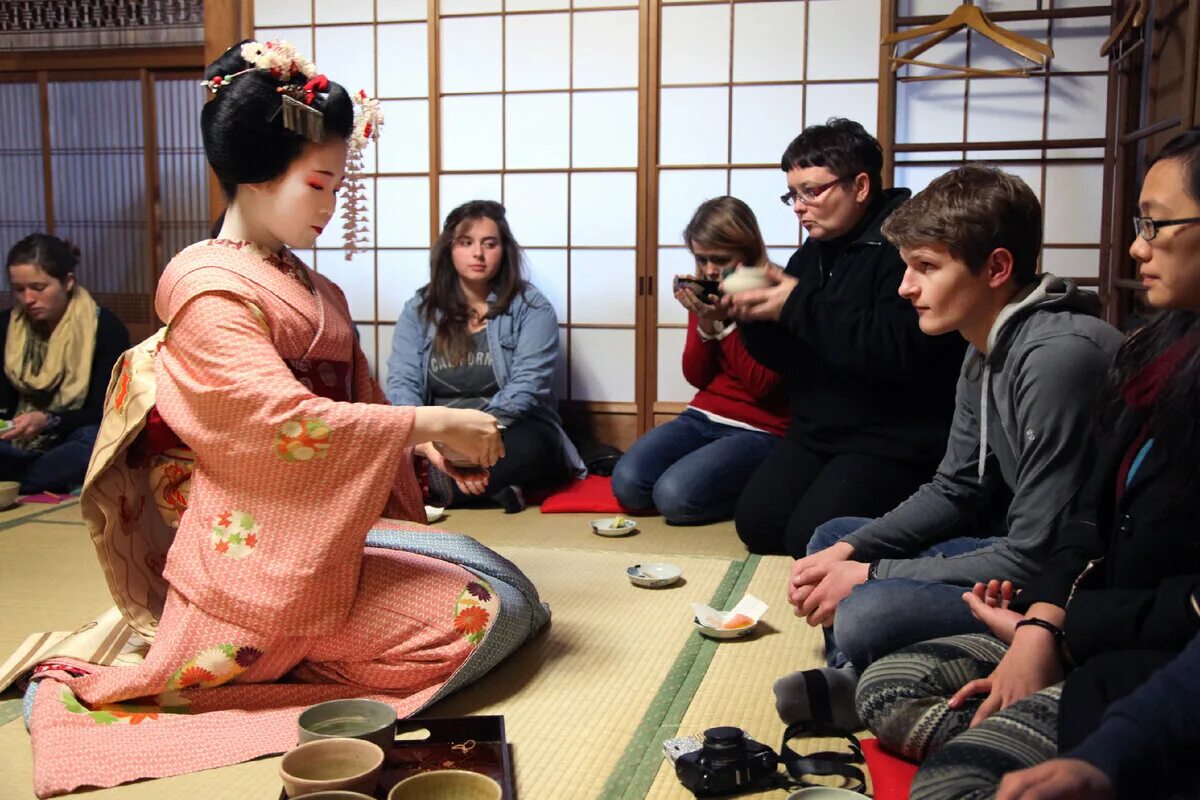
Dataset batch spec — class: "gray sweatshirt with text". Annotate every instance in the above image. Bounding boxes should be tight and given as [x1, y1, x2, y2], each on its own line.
[842, 274, 1125, 585]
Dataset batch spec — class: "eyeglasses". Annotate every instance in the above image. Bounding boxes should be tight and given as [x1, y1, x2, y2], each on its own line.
[1133, 215, 1200, 241]
[780, 177, 850, 207]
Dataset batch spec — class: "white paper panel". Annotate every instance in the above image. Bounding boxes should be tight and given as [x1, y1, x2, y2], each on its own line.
[896, 79, 966, 144]
[570, 249, 636, 324]
[442, 0, 501, 13]
[805, 83, 878, 137]
[377, 249, 430, 322]
[570, 328, 635, 401]
[661, 5, 731, 85]
[378, 0, 426, 21]
[731, 169, 799, 248]
[656, 327, 692, 403]
[440, 17, 502, 93]
[660, 87, 730, 166]
[894, 30, 968, 79]
[657, 169, 728, 245]
[377, 323, 396, 385]
[807, 0, 880, 80]
[315, 26, 375, 96]
[897, 0, 959, 14]
[731, 85, 804, 166]
[318, 250, 376, 319]
[984, 163, 1044, 202]
[358, 323, 378, 375]
[1043, 164, 1102, 244]
[317, 179, 375, 249]
[524, 248, 569, 321]
[508, 0, 568, 11]
[504, 172, 569, 246]
[316, 0, 373, 24]
[291, 249, 316, 268]
[573, 90, 638, 168]
[732, 2, 805, 83]
[768, 246, 796, 267]
[506, 14, 570, 90]
[966, 80, 1044, 142]
[658, 247, 694, 325]
[377, 24, 428, 98]
[1047, 75, 1107, 141]
[1046, 147, 1105, 159]
[968, 20, 1048, 72]
[375, 177, 431, 248]
[441, 95, 503, 170]
[377, 100, 430, 173]
[254, 27, 313, 55]
[574, 0, 633, 9]
[505, 93, 570, 169]
[1041, 247, 1100, 280]
[894, 164, 954, 196]
[979, 0, 1039, 10]
[574, 10, 638, 88]
[570, 172, 637, 245]
[439, 174, 502, 226]
[255, 0, 311, 27]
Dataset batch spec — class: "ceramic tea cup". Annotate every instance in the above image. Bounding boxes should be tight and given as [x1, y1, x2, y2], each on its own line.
[289, 792, 376, 799]
[387, 769, 503, 800]
[0, 481, 19, 508]
[278, 738, 384, 798]
[298, 698, 397, 752]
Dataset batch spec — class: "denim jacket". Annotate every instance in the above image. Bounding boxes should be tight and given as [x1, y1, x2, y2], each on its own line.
[386, 284, 585, 476]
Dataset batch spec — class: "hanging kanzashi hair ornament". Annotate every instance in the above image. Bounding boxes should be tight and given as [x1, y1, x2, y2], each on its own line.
[342, 89, 384, 260]
[201, 40, 327, 141]
[277, 74, 330, 143]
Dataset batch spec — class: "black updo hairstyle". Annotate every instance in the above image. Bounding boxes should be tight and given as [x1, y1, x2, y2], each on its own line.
[201, 40, 355, 200]
[6, 233, 80, 284]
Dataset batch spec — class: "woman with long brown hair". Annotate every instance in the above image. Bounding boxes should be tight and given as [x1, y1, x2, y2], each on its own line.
[387, 200, 583, 512]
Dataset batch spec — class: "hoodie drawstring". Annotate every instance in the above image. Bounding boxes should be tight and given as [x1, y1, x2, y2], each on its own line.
[978, 361, 990, 479]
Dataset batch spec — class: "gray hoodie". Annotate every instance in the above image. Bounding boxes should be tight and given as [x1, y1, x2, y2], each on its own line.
[841, 273, 1125, 585]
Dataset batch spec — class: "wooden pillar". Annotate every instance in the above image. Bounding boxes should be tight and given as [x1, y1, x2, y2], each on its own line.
[204, 0, 243, 223]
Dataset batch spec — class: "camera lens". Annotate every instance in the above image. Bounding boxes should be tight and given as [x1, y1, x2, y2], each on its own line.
[701, 726, 747, 769]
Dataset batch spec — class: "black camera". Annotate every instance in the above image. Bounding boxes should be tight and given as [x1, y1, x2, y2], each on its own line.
[675, 726, 780, 797]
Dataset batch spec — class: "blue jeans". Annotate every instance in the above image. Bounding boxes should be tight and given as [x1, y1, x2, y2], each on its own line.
[0, 424, 99, 494]
[808, 516, 1002, 671]
[611, 408, 778, 525]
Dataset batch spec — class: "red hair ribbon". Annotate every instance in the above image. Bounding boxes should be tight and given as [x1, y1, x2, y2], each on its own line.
[303, 74, 329, 105]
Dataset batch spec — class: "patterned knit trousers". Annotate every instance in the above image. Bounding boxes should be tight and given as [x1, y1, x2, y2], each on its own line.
[856, 633, 1062, 800]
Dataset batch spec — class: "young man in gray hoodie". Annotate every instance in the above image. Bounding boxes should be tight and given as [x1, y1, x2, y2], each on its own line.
[775, 164, 1125, 730]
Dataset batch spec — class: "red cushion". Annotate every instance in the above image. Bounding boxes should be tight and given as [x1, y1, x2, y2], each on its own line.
[862, 739, 918, 800]
[534, 475, 639, 514]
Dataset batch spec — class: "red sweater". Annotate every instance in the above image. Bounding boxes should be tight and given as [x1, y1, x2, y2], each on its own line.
[682, 315, 789, 436]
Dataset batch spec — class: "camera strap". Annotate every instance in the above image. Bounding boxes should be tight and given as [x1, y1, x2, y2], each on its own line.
[775, 720, 868, 795]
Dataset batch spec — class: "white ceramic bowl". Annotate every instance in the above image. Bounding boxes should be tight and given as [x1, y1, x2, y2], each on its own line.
[787, 788, 871, 799]
[626, 562, 682, 588]
[591, 517, 638, 537]
[0, 481, 19, 509]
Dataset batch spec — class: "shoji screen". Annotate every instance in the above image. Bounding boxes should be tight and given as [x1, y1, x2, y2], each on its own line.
[891, 0, 1111, 288]
[254, 0, 433, 380]
[436, 0, 642, 426]
[0, 81, 47, 252]
[652, 0, 881, 421]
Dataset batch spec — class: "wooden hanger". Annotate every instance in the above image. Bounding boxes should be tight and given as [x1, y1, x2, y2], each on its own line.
[882, 2, 1054, 78]
[1100, 0, 1149, 57]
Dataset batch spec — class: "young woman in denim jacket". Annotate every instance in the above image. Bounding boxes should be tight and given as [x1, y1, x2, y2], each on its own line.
[387, 200, 583, 512]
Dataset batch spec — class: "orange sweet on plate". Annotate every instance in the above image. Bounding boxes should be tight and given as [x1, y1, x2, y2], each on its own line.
[722, 614, 754, 630]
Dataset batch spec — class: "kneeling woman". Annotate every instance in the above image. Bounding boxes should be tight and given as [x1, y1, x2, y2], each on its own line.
[23, 41, 548, 797]
[387, 200, 583, 513]
[855, 129, 1200, 800]
[612, 197, 787, 524]
[0, 235, 129, 494]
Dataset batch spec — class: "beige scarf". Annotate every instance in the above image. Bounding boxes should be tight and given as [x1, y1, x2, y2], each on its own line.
[4, 285, 99, 427]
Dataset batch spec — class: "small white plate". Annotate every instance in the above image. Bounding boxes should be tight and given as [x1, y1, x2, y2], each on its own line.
[626, 562, 682, 588]
[693, 617, 757, 640]
[591, 517, 638, 537]
[424, 506, 445, 523]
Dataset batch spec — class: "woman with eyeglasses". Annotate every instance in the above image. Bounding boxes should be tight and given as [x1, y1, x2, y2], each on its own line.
[854, 128, 1200, 800]
[610, 197, 787, 524]
[724, 118, 967, 557]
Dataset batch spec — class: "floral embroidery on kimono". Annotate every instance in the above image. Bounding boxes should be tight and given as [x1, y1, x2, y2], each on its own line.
[210, 511, 260, 559]
[453, 579, 498, 645]
[274, 418, 332, 462]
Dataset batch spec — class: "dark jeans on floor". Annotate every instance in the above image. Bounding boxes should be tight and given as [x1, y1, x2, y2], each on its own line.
[0, 424, 99, 494]
[451, 416, 573, 505]
[610, 408, 778, 525]
[808, 516, 1000, 671]
[734, 437, 934, 556]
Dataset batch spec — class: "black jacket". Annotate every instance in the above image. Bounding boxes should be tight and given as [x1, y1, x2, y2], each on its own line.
[739, 189, 966, 464]
[1014, 406, 1200, 663]
[0, 304, 130, 436]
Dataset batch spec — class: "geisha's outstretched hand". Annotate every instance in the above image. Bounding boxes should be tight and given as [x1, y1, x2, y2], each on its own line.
[412, 407, 505, 468]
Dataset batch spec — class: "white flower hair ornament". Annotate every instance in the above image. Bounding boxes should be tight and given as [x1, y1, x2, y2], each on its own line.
[342, 90, 384, 260]
[202, 40, 328, 142]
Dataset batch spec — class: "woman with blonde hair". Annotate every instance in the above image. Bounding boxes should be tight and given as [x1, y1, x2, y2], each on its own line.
[611, 196, 787, 524]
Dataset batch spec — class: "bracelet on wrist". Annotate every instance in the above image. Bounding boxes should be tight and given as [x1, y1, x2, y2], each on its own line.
[1014, 617, 1065, 645]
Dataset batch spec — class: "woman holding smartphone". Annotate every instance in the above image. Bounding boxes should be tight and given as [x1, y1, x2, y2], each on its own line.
[611, 196, 788, 525]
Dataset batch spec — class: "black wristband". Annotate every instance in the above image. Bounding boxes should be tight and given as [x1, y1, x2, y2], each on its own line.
[1015, 617, 1065, 645]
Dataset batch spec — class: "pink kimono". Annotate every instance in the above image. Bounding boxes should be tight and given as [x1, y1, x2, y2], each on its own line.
[24, 240, 548, 797]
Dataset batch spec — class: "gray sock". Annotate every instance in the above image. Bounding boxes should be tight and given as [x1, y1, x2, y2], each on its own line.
[773, 665, 862, 731]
